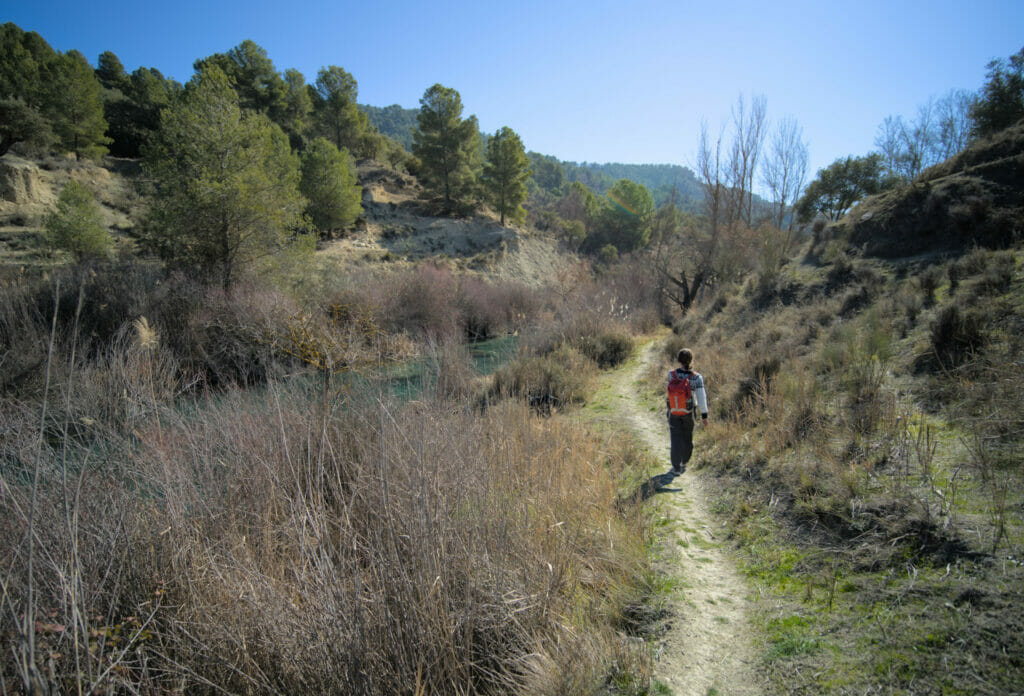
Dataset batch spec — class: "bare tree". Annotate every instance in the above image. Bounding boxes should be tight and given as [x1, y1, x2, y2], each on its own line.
[875, 114, 906, 178]
[761, 116, 809, 232]
[875, 92, 970, 181]
[935, 89, 973, 159]
[874, 103, 937, 182]
[728, 94, 768, 227]
[653, 97, 770, 318]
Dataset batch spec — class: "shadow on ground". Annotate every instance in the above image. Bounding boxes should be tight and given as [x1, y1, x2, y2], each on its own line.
[617, 471, 684, 508]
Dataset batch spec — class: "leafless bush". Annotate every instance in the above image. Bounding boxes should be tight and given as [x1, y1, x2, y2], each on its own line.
[377, 262, 461, 341]
[184, 283, 304, 386]
[458, 275, 538, 341]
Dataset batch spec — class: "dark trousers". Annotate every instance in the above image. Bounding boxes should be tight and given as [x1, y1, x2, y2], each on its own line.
[668, 414, 695, 470]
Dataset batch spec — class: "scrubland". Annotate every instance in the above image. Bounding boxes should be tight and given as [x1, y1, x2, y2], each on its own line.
[652, 244, 1024, 694]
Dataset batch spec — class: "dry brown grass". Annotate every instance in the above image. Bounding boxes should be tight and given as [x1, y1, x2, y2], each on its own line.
[1, 337, 649, 694]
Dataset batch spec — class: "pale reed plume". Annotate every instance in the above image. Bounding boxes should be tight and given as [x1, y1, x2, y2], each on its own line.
[134, 316, 158, 350]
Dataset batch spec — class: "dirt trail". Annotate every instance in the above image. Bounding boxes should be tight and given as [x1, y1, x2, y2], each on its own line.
[607, 338, 763, 696]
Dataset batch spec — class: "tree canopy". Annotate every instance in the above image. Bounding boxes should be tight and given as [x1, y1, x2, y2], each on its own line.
[299, 137, 363, 235]
[412, 84, 480, 215]
[585, 178, 654, 253]
[143, 67, 307, 290]
[312, 65, 383, 159]
[44, 50, 111, 159]
[0, 97, 53, 157]
[796, 154, 890, 223]
[482, 127, 530, 225]
[970, 46, 1024, 139]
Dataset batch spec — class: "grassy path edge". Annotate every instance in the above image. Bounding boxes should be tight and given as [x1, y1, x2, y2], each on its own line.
[594, 334, 765, 696]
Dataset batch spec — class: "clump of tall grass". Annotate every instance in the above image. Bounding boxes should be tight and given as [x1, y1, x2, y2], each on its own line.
[490, 343, 593, 410]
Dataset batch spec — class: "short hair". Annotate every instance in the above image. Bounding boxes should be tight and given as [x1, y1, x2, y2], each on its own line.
[677, 348, 693, 368]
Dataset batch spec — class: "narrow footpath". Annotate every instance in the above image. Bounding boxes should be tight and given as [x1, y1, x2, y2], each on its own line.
[604, 338, 764, 696]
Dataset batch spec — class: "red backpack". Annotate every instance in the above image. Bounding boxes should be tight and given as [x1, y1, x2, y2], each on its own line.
[667, 369, 694, 416]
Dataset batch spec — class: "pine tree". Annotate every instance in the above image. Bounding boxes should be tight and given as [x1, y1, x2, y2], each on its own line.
[481, 127, 530, 225]
[313, 66, 370, 156]
[300, 137, 363, 235]
[43, 50, 111, 159]
[45, 179, 112, 261]
[0, 97, 53, 157]
[143, 67, 307, 291]
[412, 84, 479, 215]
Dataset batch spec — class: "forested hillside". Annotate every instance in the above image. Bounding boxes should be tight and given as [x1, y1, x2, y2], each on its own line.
[360, 102, 418, 149]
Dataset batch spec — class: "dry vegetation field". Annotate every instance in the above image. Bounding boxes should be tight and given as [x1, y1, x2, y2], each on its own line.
[0, 231, 667, 694]
[649, 244, 1024, 694]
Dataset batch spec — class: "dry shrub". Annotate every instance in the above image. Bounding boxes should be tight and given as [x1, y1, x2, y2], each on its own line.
[0, 263, 191, 394]
[916, 265, 945, 305]
[596, 256, 662, 331]
[0, 275, 50, 393]
[349, 264, 537, 344]
[525, 311, 635, 371]
[0, 374, 647, 694]
[842, 358, 889, 434]
[184, 283, 304, 386]
[378, 262, 460, 340]
[422, 338, 477, 402]
[458, 274, 538, 341]
[490, 344, 593, 411]
[572, 329, 634, 369]
[927, 304, 987, 370]
[885, 283, 923, 336]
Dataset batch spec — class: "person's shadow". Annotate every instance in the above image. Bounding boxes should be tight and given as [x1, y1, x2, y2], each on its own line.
[616, 470, 682, 509]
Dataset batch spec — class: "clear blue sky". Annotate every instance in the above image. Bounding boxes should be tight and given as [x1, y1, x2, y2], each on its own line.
[6, 0, 1023, 179]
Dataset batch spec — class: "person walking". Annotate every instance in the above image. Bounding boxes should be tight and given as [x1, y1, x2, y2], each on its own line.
[666, 348, 709, 475]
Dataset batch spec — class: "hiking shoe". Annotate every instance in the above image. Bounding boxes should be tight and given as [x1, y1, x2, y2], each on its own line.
[672, 465, 685, 474]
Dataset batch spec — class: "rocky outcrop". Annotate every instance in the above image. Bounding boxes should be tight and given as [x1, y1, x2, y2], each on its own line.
[0, 156, 45, 204]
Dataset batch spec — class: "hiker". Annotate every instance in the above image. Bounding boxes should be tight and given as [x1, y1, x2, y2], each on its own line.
[666, 348, 709, 475]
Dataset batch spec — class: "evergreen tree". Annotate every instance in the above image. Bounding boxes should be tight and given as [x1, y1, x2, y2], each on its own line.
[555, 180, 600, 232]
[104, 67, 180, 158]
[143, 67, 306, 291]
[481, 126, 530, 225]
[43, 50, 111, 159]
[412, 83, 479, 215]
[970, 46, 1024, 139]
[96, 50, 130, 92]
[45, 179, 112, 261]
[313, 65, 376, 157]
[796, 154, 890, 222]
[0, 97, 53, 157]
[194, 40, 288, 119]
[528, 151, 565, 195]
[0, 23, 55, 108]
[282, 68, 313, 149]
[587, 178, 654, 253]
[300, 137, 362, 235]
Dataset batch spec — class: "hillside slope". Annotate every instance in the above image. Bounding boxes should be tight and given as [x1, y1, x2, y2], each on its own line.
[822, 122, 1024, 258]
[0, 154, 576, 284]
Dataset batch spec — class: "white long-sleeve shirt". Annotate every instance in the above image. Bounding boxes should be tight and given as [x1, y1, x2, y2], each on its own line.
[666, 369, 709, 417]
